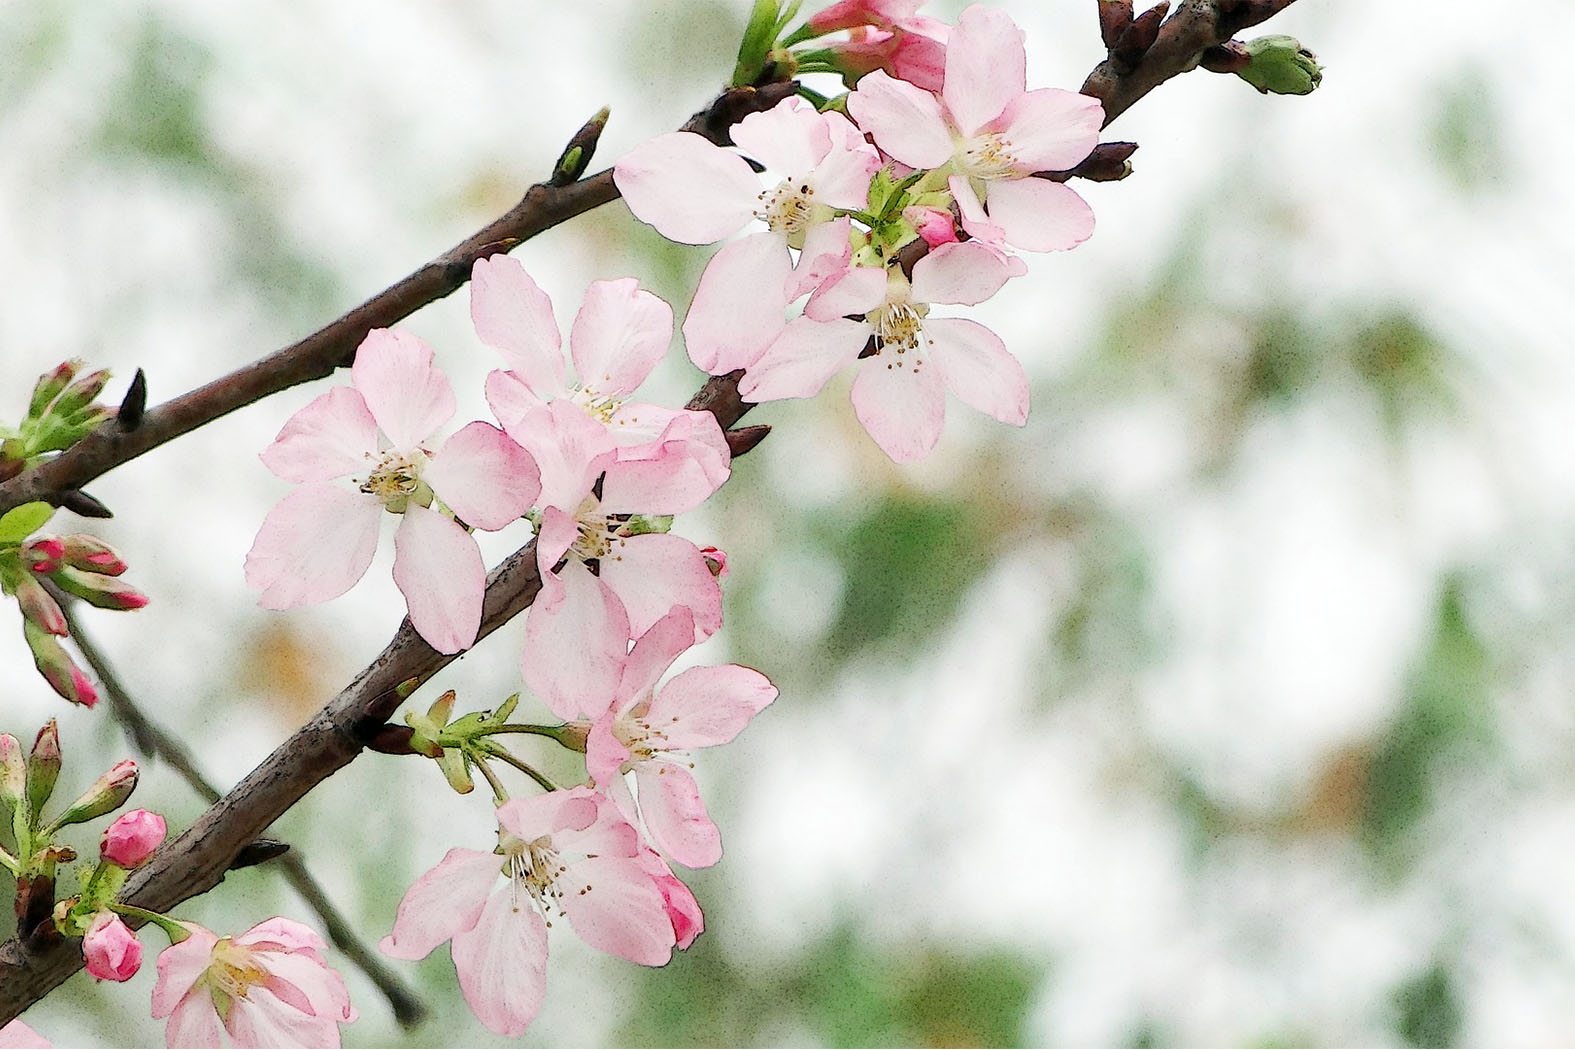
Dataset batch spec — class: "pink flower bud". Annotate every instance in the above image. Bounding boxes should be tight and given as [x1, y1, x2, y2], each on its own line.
[49, 567, 148, 612]
[60, 535, 127, 577]
[25, 720, 61, 816]
[54, 759, 137, 828]
[23, 621, 98, 707]
[20, 535, 65, 574]
[0, 734, 25, 808]
[903, 205, 959, 248]
[100, 809, 166, 868]
[82, 911, 142, 982]
[14, 575, 67, 636]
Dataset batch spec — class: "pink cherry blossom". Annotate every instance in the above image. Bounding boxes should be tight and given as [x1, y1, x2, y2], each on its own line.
[82, 911, 142, 982]
[379, 787, 688, 1038]
[585, 608, 777, 868]
[846, 4, 1103, 252]
[614, 96, 879, 247]
[152, 918, 356, 1048]
[509, 402, 727, 720]
[245, 328, 540, 654]
[740, 241, 1027, 461]
[805, 0, 951, 92]
[100, 807, 166, 868]
[0, 1020, 49, 1049]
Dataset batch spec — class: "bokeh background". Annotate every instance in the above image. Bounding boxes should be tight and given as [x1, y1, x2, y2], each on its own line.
[3, 0, 1573, 1045]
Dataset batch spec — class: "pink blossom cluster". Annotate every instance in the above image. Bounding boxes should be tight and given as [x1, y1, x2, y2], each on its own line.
[616, 2, 1104, 461]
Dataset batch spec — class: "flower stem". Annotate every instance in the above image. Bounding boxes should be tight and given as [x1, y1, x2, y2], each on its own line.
[112, 903, 189, 943]
[476, 742, 559, 795]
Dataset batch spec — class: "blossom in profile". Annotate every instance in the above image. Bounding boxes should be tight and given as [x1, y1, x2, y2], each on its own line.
[245, 329, 539, 654]
[379, 788, 686, 1037]
[152, 918, 356, 1048]
[803, 0, 951, 91]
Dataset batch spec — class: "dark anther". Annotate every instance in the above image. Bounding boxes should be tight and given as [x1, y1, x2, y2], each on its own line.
[229, 839, 292, 871]
[117, 368, 147, 431]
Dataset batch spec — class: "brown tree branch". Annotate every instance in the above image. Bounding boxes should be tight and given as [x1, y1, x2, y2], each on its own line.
[0, 0, 1306, 1021]
[1081, 0, 1303, 126]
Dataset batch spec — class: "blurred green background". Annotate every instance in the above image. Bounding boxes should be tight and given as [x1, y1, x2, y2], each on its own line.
[4, 0, 1573, 1045]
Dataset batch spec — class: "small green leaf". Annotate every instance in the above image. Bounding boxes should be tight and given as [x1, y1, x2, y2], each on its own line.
[0, 502, 53, 547]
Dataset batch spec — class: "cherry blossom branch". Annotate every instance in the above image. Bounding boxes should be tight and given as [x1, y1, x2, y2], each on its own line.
[1081, 0, 1304, 126]
[59, 603, 429, 1028]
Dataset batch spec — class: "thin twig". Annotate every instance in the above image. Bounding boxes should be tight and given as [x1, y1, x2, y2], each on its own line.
[60, 604, 429, 1029]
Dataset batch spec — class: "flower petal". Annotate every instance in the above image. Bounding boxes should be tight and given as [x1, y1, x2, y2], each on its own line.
[351, 329, 455, 452]
[681, 233, 793, 374]
[152, 925, 218, 1019]
[804, 265, 888, 321]
[378, 848, 502, 961]
[259, 387, 377, 484]
[245, 485, 381, 609]
[523, 562, 631, 721]
[392, 506, 485, 654]
[425, 421, 539, 531]
[599, 412, 730, 516]
[996, 87, 1103, 172]
[470, 255, 567, 398]
[846, 69, 953, 169]
[739, 316, 870, 403]
[571, 279, 674, 400]
[510, 399, 618, 516]
[925, 316, 1029, 425]
[646, 664, 777, 749]
[619, 607, 697, 702]
[729, 96, 828, 180]
[164, 989, 223, 1050]
[983, 177, 1096, 252]
[613, 132, 761, 244]
[599, 533, 722, 641]
[560, 855, 673, 965]
[450, 884, 549, 1038]
[942, 4, 1025, 134]
[910, 240, 1015, 305]
[851, 350, 947, 462]
[485, 368, 549, 436]
[809, 111, 883, 210]
[787, 216, 854, 301]
[634, 761, 721, 869]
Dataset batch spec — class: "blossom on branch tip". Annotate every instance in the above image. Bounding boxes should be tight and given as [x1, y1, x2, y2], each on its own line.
[379, 788, 690, 1038]
[245, 328, 540, 654]
[152, 918, 356, 1049]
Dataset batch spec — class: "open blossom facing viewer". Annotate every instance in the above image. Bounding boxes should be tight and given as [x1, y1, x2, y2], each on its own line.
[380, 787, 691, 1037]
[152, 918, 356, 1048]
[245, 329, 539, 654]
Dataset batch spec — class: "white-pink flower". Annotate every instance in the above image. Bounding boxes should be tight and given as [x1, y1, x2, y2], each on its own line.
[379, 787, 689, 1038]
[245, 329, 540, 654]
[804, 0, 951, 92]
[82, 911, 141, 982]
[152, 918, 356, 1049]
[846, 4, 1103, 252]
[586, 608, 777, 868]
[739, 241, 1027, 461]
[614, 95, 880, 247]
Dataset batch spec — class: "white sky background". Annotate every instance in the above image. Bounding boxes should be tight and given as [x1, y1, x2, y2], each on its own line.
[2, 0, 1574, 1045]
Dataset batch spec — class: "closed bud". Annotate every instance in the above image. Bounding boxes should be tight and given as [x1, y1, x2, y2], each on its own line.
[28, 360, 80, 419]
[23, 619, 98, 707]
[54, 759, 138, 828]
[82, 911, 143, 982]
[21, 535, 66, 574]
[14, 574, 67, 636]
[26, 720, 62, 817]
[1237, 34, 1323, 95]
[49, 566, 148, 611]
[60, 535, 128, 576]
[50, 368, 111, 419]
[100, 808, 166, 868]
[0, 733, 26, 810]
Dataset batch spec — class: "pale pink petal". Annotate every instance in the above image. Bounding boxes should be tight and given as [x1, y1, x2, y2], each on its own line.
[571, 279, 674, 399]
[646, 664, 777, 749]
[235, 918, 326, 955]
[613, 132, 761, 244]
[152, 926, 219, 1018]
[0, 1020, 51, 1049]
[351, 329, 455, 452]
[548, 790, 641, 858]
[809, 111, 882, 210]
[450, 884, 549, 1038]
[787, 216, 854, 300]
[804, 265, 888, 321]
[586, 713, 633, 787]
[845, 69, 953, 168]
[634, 761, 721, 869]
[559, 854, 673, 965]
[599, 412, 730, 516]
[605, 400, 689, 449]
[392, 506, 485, 654]
[910, 240, 1015, 305]
[949, 175, 1005, 247]
[165, 990, 222, 1050]
[995, 88, 1104, 172]
[425, 421, 539, 530]
[498, 790, 596, 844]
[83, 912, 142, 981]
[485, 369, 549, 436]
[681, 233, 793, 374]
[983, 177, 1096, 252]
[259, 387, 377, 484]
[533, 507, 579, 605]
[730, 97, 828, 179]
[378, 847, 501, 961]
[225, 987, 340, 1049]
[619, 607, 697, 702]
[926, 316, 1029, 425]
[470, 256, 567, 398]
[637, 848, 705, 949]
[599, 533, 722, 640]
[739, 316, 870, 403]
[511, 399, 617, 515]
[890, 23, 950, 92]
[942, 5, 1025, 134]
[523, 562, 631, 720]
[851, 351, 947, 462]
[246, 485, 381, 609]
[809, 0, 924, 33]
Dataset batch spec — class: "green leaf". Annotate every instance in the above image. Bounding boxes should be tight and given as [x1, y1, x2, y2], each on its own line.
[0, 502, 53, 547]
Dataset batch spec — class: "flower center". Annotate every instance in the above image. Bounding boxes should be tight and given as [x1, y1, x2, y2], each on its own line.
[755, 177, 816, 236]
[205, 938, 269, 1005]
[356, 448, 430, 512]
[566, 497, 627, 564]
[957, 131, 1018, 180]
[867, 287, 932, 375]
[569, 385, 623, 426]
[503, 833, 570, 924]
